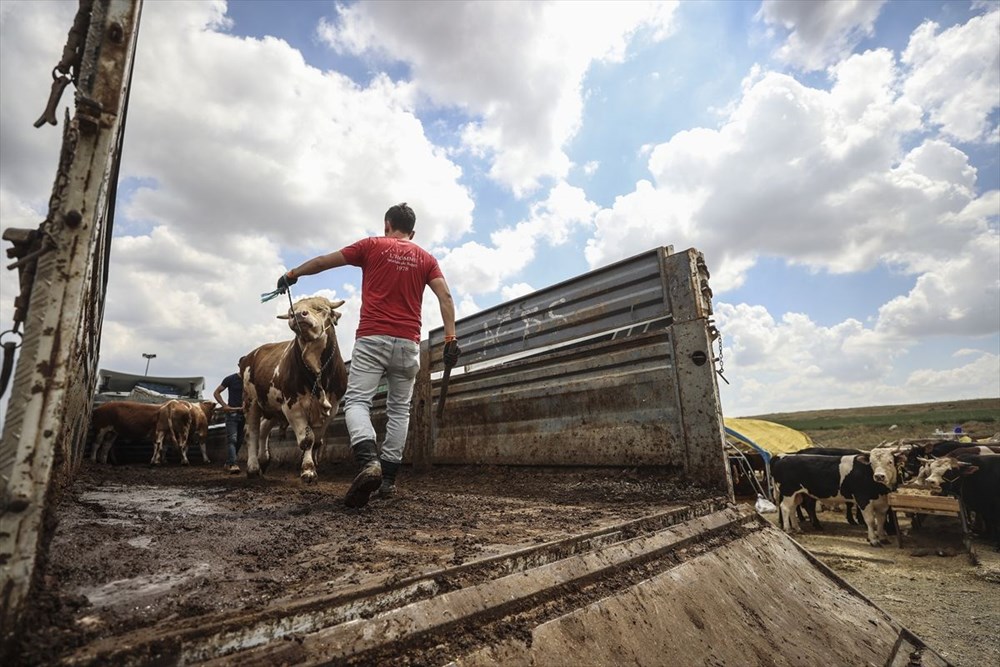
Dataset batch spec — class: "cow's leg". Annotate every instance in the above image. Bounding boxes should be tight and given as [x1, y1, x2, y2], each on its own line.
[97, 431, 116, 464]
[871, 496, 890, 543]
[858, 501, 883, 546]
[151, 430, 165, 466]
[178, 422, 191, 465]
[845, 502, 857, 525]
[92, 428, 111, 462]
[259, 418, 273, 473]
[285, 408, 319, 483]
[779, 494, 801, 533]
[198, 431, 211, 464]
[245, 406, 263, 477]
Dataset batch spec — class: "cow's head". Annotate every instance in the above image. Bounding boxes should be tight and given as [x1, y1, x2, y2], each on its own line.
[199, 401, 218, 420]
[278, 296, 346, 342]
[917, 457, 979, 489]
[867, 445, 911, 488]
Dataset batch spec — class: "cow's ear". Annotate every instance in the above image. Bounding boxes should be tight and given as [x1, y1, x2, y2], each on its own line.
[856, 454, 870, 464]
[959, 464, 979, 476]
[331, 310, 343, 325]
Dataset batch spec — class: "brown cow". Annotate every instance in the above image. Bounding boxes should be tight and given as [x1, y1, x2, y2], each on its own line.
[91, 400, 175, 465]
[240, 296, 348, 483]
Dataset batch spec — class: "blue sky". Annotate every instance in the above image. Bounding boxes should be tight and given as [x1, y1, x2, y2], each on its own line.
[1, 0, 997, 421]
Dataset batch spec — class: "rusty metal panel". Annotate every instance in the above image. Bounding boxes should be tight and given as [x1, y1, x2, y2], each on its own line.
[0, 0, 142, 644]
[428, 247, 672, 370]
[430, 330, 684, 466]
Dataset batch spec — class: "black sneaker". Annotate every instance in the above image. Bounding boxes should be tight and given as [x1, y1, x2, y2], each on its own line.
[344, 461, 382, 508]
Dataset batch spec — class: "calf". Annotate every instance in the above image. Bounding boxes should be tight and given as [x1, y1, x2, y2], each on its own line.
[772, 454, 892, 546]
[917, 455, 1000, 549]
[241, 296, 348, 483]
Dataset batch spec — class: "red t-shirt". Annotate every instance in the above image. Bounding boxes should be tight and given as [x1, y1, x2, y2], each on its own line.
[340, 237, 444, 342]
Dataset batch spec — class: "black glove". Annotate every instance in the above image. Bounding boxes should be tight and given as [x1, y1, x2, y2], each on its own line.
[276, 271, 298, 293]
[443, 339, 461, 368]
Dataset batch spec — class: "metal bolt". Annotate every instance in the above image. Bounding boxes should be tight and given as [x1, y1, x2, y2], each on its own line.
[64, 209, 83, 228]
[108, 22, 124, 44]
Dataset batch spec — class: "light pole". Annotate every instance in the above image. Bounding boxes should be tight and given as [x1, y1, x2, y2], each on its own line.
[142, 353, 157, 376]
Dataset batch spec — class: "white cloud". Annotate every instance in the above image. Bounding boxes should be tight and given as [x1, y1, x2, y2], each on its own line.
[584, 41, 997, 343]
[876, 229, 1000, 338]
[123, 2, 474, 251]
[901, 9, 1000, 143]
[714, 302, 1000, 416]
[500, 283, 535, 302]
[0, 0, 477, 409]
[758, 0, 887, 71]
[318, 0, 678, 196]
[440, 181, 598, 295]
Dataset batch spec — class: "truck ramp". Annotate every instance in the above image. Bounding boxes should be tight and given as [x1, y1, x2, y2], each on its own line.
[62, 502, 947, 667]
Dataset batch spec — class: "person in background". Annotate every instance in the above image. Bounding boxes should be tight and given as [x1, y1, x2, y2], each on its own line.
[213, 367, 245, 474]
[276, 202, 460, 508]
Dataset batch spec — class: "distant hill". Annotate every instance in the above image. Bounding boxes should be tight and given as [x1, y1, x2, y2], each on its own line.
[749, 397, 1000, 448]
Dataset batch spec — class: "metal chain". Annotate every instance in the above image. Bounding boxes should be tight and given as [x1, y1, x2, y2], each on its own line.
[710, 323, 730, 386]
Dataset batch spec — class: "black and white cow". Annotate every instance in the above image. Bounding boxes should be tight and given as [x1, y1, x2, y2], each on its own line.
[791, 447, 864, 528]
[772, 454, 892, 546]
[917, 454, 1000, 549]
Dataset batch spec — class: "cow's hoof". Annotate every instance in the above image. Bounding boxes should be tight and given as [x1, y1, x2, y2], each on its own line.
[182, 460, 190, 466]
[300, 470, 317, 484]
[247, 468, 261, 479]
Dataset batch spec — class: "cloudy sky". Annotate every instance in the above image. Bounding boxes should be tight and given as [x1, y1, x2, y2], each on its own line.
[1, 0, 997, 423]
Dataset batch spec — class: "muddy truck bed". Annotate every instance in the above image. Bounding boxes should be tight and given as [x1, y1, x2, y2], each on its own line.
[13, 463, 947, 666]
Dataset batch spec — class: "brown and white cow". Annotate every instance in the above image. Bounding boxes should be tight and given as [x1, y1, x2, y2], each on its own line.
[240, 296, 348, 483]
[152, 399, 195, 465]
[188, 400, 218, 463]
[149, 400, 218, 465]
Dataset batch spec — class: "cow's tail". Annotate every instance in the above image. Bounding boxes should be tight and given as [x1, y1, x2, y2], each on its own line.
[165, 400, 183, 445]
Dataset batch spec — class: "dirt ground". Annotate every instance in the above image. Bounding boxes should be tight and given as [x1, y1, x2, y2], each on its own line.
[11, 451, 1000, 666]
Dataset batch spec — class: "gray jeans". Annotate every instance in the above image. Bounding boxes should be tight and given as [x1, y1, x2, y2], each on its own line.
[344, 335, 421, 463]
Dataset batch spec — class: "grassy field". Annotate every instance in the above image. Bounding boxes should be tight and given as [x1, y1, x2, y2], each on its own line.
[751, 397, 1000, 448]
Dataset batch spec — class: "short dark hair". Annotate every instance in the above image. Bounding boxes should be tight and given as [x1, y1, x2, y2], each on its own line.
[385, 202, 416, 234]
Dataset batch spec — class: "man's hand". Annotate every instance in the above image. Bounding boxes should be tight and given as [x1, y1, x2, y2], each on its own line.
[276, 271, 298, 293]
[443, 339, 461, 368]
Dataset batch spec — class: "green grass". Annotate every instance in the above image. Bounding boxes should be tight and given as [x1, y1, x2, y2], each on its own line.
[753, 397, 1000, 432]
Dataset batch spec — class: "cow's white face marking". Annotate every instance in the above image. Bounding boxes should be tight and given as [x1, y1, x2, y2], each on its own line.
[919, 457, 969, 487]
[868, 447, 901, 488]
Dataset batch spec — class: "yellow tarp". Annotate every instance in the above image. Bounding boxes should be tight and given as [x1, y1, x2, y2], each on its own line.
[724, 418, 814, 458]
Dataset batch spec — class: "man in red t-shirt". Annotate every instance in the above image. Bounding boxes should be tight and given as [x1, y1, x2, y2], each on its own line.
[276, 203, 460, 508]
